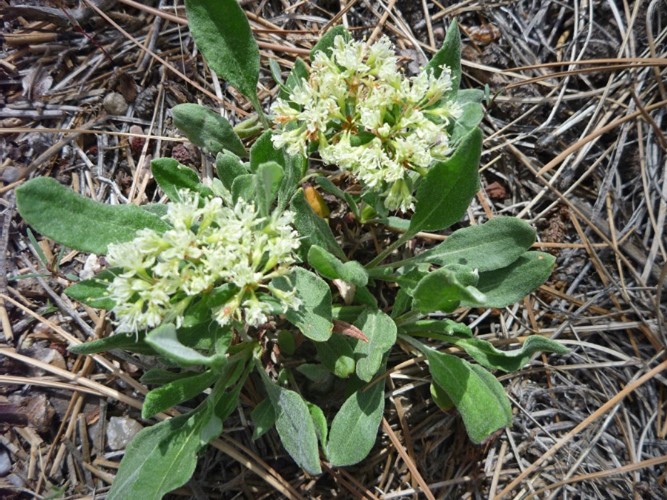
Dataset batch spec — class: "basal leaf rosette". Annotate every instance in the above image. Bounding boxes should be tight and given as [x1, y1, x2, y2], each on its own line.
[105, 190, 301, 333]
[271, 35, 462, 212]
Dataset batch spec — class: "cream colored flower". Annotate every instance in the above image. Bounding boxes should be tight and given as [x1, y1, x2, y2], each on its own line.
[271, 35, 462, 212]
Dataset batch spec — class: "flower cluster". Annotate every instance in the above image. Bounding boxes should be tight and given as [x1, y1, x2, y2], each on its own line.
[106, 191, 301, 333]
[271, 35, 462, 212]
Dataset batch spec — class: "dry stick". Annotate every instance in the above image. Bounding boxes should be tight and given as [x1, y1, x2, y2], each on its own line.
[525, 454, 667, 499]
[494, 359, 667, 499]
[381, 418, 435, 500]
[0, 193, 15, 342]
[536, 99, 667, 176]
[507, 56, 667, 72]
[0, 127, 183, 143]
[368, 0, 398, 45]
[117, 0, 310, 55]
[0, 348, 302, 498]
[81, 0, 222, 104]
[321, 0, 361, 32]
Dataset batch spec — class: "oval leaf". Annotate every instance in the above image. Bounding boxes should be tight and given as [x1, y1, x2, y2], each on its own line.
[107, 410, 208, 500]
[425, 347, 511, 443]
[460, 251, 555, 308]
[16, 177, 169, 255]
[307, 245, 368, 287]
[185, 0, 259, 102]
[172, 103, 246, 157]
[408, 217, 536, 272]
[145, 324, 228, 367]
[450, 335, 569, 373]
[151, 158, 212, 201]
[424, 19, 461, 95]
[352, 309, 397, 382]
[272, 268, 333, 342]
[262, 378, 322, 474]
[142, 369, 218, 419]
[327, 380, 385, 466]
[410, 128, 482, 233]
[412, 265, 486, 313]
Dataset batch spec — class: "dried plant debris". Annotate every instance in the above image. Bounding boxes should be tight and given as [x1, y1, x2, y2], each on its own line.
[1, 0, 666, 498]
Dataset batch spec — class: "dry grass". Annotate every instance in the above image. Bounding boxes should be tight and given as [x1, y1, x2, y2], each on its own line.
[1, 0, 666, 498]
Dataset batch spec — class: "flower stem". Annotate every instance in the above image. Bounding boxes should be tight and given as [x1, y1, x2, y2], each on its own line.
[366, 230, 415, 268]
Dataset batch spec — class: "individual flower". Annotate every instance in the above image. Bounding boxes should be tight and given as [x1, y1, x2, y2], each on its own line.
[106, 191, 301, 333]
[271, 35, 462, 212]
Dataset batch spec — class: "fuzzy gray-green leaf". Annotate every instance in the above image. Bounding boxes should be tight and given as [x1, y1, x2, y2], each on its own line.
[172, 103, 246, 157]
[185, 0, 259, 102]
[327, 380, 385, 466]
[410, 128, 481, 233]
[450, 336, 569, 373]
[16, 177, 169, 255]
[461, 251, 555, 308]
[425, 347, 512, 443]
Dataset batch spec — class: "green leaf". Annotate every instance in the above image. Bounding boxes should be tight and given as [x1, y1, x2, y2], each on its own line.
[296, 363, 332, 384]
[215, 151, 248, 191]
[262, 377, 322, 474]
[16, 177, 169, 255]
[231, 173, 255, 203]
[314, 334, 355, 378]
[310, 25, 351, 60]
[424, 347, 511, 443]
[408, 217, 536, 272]
[290, 189, 345, 260]
[307, 402, 328, 447]
[151, 158, 212, 202]
[424, 19, 461, 95]
[254, 161, 284, 216]
[251, 398, 276, 440]
[351, 310, 397, 382]
[142, 369, 218, 419]
[461, 251, 555, 308]
[107, 409, 209, 500]
[64, 268, 118, 310]
[430, 382, 454, 410]
[450, 336, 569, 373]
[277, 152, 307, 212]
[280, 58, 309, 100]
[400, 319, 472, 339]
[184, 0, 259, 103]
[272, 268, 333, 342]
[412, 265, 486, 313]
[450, 101, 484, 144]
[307, 245, 368, 287]
[171, 103, 246, 157]
[68, 332, 155, 355]
[145, 324, 228, 367]
[327, 380, 385, 466]
[140, 368, 193, 385]
[269, 59, 284, 85]
[409, 128, 482, 233]
[250, 131, 281, 172]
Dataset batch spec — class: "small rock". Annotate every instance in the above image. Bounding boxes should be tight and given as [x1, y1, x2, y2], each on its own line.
[106, 416, 143, 450]
[0, 445, 12, 477]
[1, 166, 21, 184]
[103, 92, 128, 115]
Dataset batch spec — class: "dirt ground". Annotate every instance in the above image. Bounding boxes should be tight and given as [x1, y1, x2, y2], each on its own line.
[1, 0, 666, 498]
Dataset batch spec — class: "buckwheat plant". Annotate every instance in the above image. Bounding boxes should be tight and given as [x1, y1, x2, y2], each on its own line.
[106, 191, 301, 333]
[272, 35, 461, 212]
[15, 1, 567, 498]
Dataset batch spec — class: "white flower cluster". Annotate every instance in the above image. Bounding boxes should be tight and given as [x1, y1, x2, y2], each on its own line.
[106, 191, 301, 333]
[271, 35, 462, 212]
